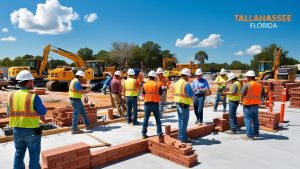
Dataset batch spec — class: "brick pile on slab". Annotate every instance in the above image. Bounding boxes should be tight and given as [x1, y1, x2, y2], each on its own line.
[148, 135, 198, 168]
[41, 142, 91, 169]
[272, 82, 284, 101]
[168, 124, 214, 139]
[31, 89, 47, 95]
[91, 139, 148, 168]
[258, 111, 280, 130]
[289, 87, 300, 108]
[213, 113, 245, 132]
[50, 105, 97, 127]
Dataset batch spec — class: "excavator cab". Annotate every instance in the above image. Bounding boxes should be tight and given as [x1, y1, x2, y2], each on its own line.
[258, 61, 273, 80]
[85, 60, 105, 80]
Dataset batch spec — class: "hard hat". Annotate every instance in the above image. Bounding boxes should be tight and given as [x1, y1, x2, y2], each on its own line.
[148, 71, 157, 77]
[16, 70, 34, 82]
[226, 72, 236, 82]
[128, 69, 135, 75]
[245, 70, 256, 77]
[220, 68, 226, 74]
[181, 68, 191, 76]
[114, 71, 121, 76]
[76, 70, 85, 77]
[195, 68, 203, 75]
[163, 70, 170, 77]
[156, 68, 164, 74]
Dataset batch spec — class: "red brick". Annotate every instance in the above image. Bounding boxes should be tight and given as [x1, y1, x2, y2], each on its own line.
[165, 125, 171, 135]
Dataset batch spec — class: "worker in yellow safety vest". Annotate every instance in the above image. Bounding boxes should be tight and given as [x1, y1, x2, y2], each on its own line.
[69, 70, 92, 134]
[124, 69, 140, 125]
[222, 72, 241, 134]
[241, 70, 264, 140]
[7, 70, 46, 169]
[174, 68, 194, 143]
[213, 68, 228, 112]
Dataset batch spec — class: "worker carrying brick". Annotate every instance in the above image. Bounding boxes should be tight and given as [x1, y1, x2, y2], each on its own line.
[156, 67, 171, 118]
[222, 72, 242, 134]
[241, 70, 264, 140]
[174, 68, 194, 143]
[142, 71, 163, 139]
[213, 68, 228, 113]
[69, 70, 92, 134]
[7, 70, 46, 169]
[111, 70, 127, 116]
[124, 69, 140, 125]
[191, 68, 210, 126]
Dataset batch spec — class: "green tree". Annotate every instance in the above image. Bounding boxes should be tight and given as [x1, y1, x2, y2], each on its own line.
[94, 50, 112, 66]
[1, 57, 13, 66]
[229, 60, 247, 70]
[140, 41, 162, 71]
[48, 59, 68, 69]
[194, 50, 208, 68]
[77, 47, 94, 61]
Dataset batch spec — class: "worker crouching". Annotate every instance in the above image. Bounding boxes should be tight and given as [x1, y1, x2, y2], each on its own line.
[69, 70, 92, 134]
[141, 71, 163, 139]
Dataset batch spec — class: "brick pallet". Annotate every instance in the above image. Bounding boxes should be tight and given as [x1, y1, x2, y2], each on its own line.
[213, 113, 244, 132]
[271, 82, 300, 101]
[289, 87, 300, 108]
[258, 111, 280, 130]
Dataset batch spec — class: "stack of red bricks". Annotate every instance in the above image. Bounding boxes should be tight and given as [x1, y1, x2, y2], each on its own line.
[213, 113, 245, 132]
[91, 139, 148, 168]
[31, 88, 47, 95]
[51, 105, 97, 127]
[258, 111, 280, 130]
[289, 87, 300, 108]
[272, 82, 284, 101]
[186, 124, 214, 139]
[148, 135, 198, 168]
[41, 142, 91, 169]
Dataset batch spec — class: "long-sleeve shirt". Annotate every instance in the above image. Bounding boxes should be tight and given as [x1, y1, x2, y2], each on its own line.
[191, 78, 209, 95]
[111, 78, 122, 95]
[185, 82, 194, 98]
[103, 76, 112, 86]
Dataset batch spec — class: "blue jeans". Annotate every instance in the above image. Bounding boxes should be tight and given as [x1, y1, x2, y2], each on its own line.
[243, 105, 259, 138]
[13, 128, 41, 169]
[214, 91, 227, 111]
[126, 96, 138, 123]
[159, 90, 167, 114]
[177, 104, 190, 142]
[229, 101, 239, 132]
[193, 96, 205, 123]
[70, 98, 90, 131]
[142, 103, 162, 136]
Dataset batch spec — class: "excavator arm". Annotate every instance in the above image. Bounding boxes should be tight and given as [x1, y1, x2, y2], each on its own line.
[272, 47, 282, 73]
[38, 44, 51, 77]
[50, 45, 86, 67]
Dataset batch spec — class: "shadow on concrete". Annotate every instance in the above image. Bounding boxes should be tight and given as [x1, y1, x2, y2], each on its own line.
[191, 138, 221, 146]
[92, 125, 121, 132]
[160, 119, 178, 123]
[162, 115, 176, 119]
[254, 133, 289, 141]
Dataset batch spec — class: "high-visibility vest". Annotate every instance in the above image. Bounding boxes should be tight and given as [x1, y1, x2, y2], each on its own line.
[243, 81, 262, 105]
[228, 81, 241, 101]
[69, 78, 82, 99]
[174, 79, 192, 105]
[158, 77, 170, 88]
[124, 78, 139, 96]
[144, 80, 160, 103]
[216, 75, 228, 90]
[8, 90, 40, 128]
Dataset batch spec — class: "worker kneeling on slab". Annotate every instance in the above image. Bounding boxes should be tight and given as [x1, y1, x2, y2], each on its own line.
[222, 72, 242, 134]
[7, 70, 46, 169]
[174, 68, 194, 143]
[69, 70, 92, 134]
[142, 71, 163, 139]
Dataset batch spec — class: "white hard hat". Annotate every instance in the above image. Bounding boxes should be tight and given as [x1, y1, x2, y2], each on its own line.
[128, 69, 135, 75]
[16, 70, 34, 82]
[226, 72, 236, 82]
[245, 70, 256, 77]
[181, 68, 191, 76]
[114, 71, 121, 76]
[195, 68, 203, 75]
[148, 71, 157, 77]
[76, 70, 85, 77]
[156, 68, 164, 74]
[220, 68, 226, 74]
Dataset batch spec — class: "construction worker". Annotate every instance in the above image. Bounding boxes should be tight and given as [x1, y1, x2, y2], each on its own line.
[156, 67, 171, 118]
[142, 71, 163, 139]
[100, 73, 112, 95]
[241, 70, 264, 140]
[213, 68, 228, 112]
[111, 71, 127, 116]
[174, 68, 194, 143]
[222, 72, 241, 134]
[191, 68, 209, 125]
[124, 68, 140, 125]
[69, 70, 92, 134]
[7, 70, 46, 169]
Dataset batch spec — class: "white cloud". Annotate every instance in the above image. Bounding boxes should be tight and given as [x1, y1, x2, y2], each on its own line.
[176, 33, 223, 48]
[10, 0, 79, 35]
[2, 28, 8, 32]
[234, 44, 262, 56]
[84, 13, 98, 23]
[1, 36, 16, 42]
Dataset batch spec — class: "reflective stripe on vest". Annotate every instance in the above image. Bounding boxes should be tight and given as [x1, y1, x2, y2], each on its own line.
[228, 81, 241, 101]
[144, 81, 160, 103]
[174, 79, 192, 105]
[8, 90, 40, 128]
[69, 78, 82, 99]
[125, 78, 139, 96]
[243, 81, 262, 105]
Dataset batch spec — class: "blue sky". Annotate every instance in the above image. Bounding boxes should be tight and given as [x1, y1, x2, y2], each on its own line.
[0, 0, 299, 64]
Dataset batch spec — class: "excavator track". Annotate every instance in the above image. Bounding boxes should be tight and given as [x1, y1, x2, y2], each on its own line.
[46, 81, 69, 91]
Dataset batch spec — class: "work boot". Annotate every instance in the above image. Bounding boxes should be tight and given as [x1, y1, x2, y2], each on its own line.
[86, 125, 93, 130]
[198, 122, 202, 126]
[242, 135, 254, 141]
[195, 121, 199, 124]
[142, 135, 149, 139]
[71, 129, 84, 135]
[225, 130, 236, 135]
[133, 121, 140, 125]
